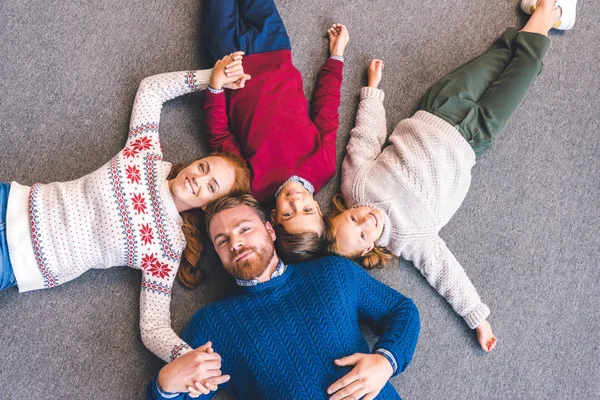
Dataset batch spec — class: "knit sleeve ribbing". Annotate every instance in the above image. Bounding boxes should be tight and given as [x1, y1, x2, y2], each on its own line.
[352, 262, 420, 377]
[125, 69, 213, 157]
[400, 236, 490, 329]
[341, 87, 387, 200]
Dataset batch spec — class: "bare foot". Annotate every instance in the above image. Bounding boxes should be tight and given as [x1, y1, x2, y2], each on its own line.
[475, 320, 497, 352]
[328, 23, 349, 57]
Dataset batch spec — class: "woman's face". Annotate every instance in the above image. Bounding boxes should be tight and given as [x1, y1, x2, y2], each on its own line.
[169, 156, 236, 212]
[330, 206, 385, 256]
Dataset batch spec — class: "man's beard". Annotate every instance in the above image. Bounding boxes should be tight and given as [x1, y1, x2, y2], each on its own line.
[224, 244, 275, 281]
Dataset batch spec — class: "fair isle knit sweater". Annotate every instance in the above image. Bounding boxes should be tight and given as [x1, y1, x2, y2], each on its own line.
[341, 87, 490, 329]
[5, 69, 214, 361]
[147, 256, 420, 400]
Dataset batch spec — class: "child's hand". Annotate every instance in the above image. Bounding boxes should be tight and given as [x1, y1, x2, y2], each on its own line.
[367, 59, 384, 88]
[475, 319, 497, 352]
[210, 51, 250, 90]
[328, 23, 349, 57]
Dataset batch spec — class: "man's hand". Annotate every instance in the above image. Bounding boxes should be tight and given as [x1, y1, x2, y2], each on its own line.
[327, 353, 393, 400]
[328, 23, 349, 57]
[210, 52, 251, 90]
[367, 59, 384, 89]
[157, 341, 230, 396]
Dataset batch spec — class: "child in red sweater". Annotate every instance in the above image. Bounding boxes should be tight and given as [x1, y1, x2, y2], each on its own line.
[203, 0, 349, 262]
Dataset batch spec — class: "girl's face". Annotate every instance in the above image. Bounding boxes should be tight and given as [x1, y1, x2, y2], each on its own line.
[330, 206, 385, 256]
[169, 156, 236, 212]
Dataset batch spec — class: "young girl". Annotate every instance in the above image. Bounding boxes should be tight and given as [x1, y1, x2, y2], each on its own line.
[201, 0, 349, 263]
[324, 0, 576, 352]
[0, 53, 251, 363]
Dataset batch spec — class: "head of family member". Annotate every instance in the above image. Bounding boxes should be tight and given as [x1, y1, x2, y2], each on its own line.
[206, 195, 279, 281]
[168, 152, 251, 287]
[270, 177, 326, 263]
[324, 194, 395, 269]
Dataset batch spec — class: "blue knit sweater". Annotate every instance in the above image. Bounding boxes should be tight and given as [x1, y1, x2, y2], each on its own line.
[147, 256, 420, 399]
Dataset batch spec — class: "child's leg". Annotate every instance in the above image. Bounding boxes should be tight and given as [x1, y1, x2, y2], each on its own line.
[0, 182, 17, 290]
[419, 28, 550, 156]
[203, 0, 291, 62]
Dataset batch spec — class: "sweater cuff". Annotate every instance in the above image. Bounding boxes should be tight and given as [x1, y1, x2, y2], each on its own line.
[464, 303, 491, 329]
[360, 86, 385, 102]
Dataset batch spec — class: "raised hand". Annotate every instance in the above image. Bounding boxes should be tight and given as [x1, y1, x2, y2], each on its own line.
[328, 23, 350, 57]
[210, 52, 251, 90]
[157, 341, 230, 396]
[367, 59, 384, 89]
[327, 353, 393, 400]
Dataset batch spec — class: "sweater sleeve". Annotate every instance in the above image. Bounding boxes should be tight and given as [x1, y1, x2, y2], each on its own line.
[125, 69, 213, 157]
[341, 87, 387, 195]
[399, 236, 491, 329]
[139, 261, 192, 363]
[310, 58, 344, 160]
[203, 91, 244, 157]
[351, 262, 420, 377]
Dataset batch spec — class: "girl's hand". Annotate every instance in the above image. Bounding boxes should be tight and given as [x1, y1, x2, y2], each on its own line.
[209, 51, 249, 90]
[475, 319, 497, 352]
[367, 59, 384, 88]
[328, 23, 349, 57]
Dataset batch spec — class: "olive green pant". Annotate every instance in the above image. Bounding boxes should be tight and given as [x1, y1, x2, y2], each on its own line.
[419, 28, 550, 157]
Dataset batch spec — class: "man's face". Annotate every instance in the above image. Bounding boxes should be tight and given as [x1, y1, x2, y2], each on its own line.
[209, 205, 277, 280]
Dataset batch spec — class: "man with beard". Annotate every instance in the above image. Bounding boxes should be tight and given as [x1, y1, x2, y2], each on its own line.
[147, 195, 420, 400]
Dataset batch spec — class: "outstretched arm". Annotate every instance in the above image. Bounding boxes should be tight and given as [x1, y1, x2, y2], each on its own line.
[327, 262, 420, 400]
[399, 236, 496, 351]
[341, 60, 388, 193]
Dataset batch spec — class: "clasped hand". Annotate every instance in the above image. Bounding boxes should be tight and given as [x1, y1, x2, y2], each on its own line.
[209, 51, 251, 90]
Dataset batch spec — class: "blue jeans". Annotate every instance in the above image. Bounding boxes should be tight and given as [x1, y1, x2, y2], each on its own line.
[203, 0, 291, 61]
[0, 182, 16, 290]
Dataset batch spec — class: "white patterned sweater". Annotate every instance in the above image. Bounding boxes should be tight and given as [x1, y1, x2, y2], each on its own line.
[6, 69, 213, 361]
[341, 87, 490, 329]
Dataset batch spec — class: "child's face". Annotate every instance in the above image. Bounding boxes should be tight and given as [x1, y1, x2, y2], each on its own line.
[273, 181, 323, 235]
[330, 206, 385, 256]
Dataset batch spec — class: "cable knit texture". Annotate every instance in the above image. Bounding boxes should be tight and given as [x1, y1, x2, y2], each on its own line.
[341, 87, 490, 329]
[146, 256, 420, 400]
[6, 69, 215, 361]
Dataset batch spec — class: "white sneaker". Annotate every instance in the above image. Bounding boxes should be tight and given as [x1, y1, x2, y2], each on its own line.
[519, 0, 577, 30]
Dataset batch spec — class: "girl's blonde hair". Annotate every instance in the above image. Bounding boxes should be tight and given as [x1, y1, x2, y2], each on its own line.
[323, 194, 396, 270]
[169, 152, 251, 288]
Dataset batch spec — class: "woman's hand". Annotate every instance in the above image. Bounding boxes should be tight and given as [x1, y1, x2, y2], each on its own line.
[367, 59, 384, 88]
[209, 51, 251, 90]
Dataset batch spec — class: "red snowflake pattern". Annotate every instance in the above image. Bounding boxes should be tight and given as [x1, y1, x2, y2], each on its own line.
[131, 136, 153, 152]
[139, 223, 154, 245]
[141, 253, 159, 269]
[146, 261, 172, 280]
[122, 147, 138, 158]
[131, 193, 147, 214]
[126, 165, 142, 185]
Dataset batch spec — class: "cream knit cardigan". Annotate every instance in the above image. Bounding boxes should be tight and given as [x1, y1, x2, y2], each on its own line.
[341, 87, 490, 329]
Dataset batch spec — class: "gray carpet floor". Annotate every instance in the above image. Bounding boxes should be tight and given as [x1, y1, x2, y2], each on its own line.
[0, 0, 598, 399]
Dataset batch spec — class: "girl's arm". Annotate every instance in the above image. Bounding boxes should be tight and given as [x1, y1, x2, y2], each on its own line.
[139, 262, 192, 363]
[341, 86, 387, 191]
[125, 70, 213, 158]
[399, 236, 491, 330]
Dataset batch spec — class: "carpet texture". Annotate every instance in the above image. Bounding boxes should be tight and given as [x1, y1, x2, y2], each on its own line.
[0, 0, 598, 399]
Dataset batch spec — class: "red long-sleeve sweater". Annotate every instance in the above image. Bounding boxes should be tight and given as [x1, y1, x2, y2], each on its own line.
[203, 49, 343, 203]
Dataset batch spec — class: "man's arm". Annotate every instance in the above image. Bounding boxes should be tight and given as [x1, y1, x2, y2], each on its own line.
[327, 261, 420, 400]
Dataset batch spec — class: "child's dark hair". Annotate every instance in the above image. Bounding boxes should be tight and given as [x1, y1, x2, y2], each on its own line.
[323, 194, 396, 270]
[273, 223, 327, 264]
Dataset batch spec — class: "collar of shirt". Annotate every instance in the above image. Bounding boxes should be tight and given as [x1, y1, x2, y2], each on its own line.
[235, 259, 288, 287]
[274, 175, 315, 199]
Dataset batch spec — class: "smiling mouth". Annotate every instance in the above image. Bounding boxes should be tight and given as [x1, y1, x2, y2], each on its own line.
[287, 189, 301, 197]
[369, 212, 378, 227]
[234, 250, 254, 262]
[185, 178, 195, 195]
